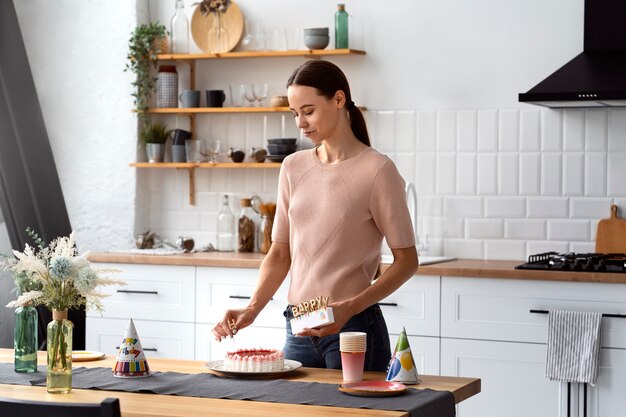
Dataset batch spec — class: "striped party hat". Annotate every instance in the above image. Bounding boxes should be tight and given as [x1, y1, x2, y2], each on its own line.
[113, 318, 152, 378]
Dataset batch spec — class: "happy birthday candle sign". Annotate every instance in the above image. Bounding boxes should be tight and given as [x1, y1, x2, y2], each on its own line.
[290, 295, 335, 334]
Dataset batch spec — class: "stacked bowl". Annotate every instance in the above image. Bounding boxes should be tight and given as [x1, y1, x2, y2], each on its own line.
[266, 138, 297, 162]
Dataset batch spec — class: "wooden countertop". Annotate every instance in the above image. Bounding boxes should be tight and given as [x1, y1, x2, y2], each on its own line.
[0, 349, 480, 416]
[87, 252, 626, 284]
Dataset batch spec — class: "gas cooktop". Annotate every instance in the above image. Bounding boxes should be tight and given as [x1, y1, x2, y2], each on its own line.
[515, 252, 626, 273]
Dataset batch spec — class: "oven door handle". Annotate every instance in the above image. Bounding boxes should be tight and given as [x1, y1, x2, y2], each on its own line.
[530, 309, 626, 318]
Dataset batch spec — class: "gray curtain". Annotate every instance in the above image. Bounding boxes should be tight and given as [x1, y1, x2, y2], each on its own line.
[0, 1, 82, 349]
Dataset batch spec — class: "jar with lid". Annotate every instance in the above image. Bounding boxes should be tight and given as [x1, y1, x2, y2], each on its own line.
[258, 214, 274, 254]
[238, 198, 256, 252]
[156, 65, 178, 108]
[216, 194, 235, 252]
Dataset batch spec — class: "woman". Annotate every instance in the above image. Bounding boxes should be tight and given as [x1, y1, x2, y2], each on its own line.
[212, 60, 418, 371]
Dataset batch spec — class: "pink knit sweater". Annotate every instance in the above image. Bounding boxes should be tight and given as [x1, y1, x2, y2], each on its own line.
[272, 147, 415, 304]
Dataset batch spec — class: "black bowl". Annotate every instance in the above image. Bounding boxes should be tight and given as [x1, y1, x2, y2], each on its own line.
[267, 144, 297, 155]
[267, 138, 297, 145]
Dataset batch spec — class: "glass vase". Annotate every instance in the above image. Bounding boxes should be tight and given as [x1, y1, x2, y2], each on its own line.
[14, 305, 38, 373]
[208, 12, 229, 53]
[46, 310, 73, 394]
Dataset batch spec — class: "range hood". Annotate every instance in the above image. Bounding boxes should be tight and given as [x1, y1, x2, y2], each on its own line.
[519, 0, 626, 108]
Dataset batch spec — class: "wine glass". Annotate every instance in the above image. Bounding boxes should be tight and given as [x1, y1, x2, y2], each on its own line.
[244, 84, 257, 107]
[253, 83, 269, 107]
[200, 139, 221, 163]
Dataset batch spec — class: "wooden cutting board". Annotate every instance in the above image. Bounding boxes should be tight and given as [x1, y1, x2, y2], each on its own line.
[595, 205, 626, 253]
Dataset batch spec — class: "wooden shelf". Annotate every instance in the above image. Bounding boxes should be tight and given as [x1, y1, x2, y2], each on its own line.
[145, 107, 290, 114]
[157, 49, 366, 61]
[130, 162, 282, 168]
[130, 162, 282, 205]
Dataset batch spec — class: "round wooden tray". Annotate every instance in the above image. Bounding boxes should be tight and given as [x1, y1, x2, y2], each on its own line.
[191, 2, 244, 53]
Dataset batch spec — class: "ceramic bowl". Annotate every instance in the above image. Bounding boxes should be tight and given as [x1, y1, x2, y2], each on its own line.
[304, 34, 329, 50]
[267, 144, 298, 155]
[267, 138, 297, 145]
[303, 27, 329, 36]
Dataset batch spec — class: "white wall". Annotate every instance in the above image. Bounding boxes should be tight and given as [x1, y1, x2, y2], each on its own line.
[13, 0, 626, 259]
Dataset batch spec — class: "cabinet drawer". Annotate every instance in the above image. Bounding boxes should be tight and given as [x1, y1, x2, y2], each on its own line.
[88, 263, 195, 323]
[195, 323, 286, 362]
[380, 275, 440, 337]
[196, 267, 289, 328]
[86, 317, 195, 360]
[441, 277, 626, 348]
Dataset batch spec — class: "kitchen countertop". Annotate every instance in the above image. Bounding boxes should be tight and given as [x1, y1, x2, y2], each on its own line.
[87, 252, 626, 284]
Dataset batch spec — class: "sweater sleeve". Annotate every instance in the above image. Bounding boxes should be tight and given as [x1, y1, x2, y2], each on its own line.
[369, 159, 416, 249]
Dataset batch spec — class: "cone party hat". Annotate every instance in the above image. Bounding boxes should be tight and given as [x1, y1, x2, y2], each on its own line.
[386, 327, 419, 384]
[113, 318, 152, 378]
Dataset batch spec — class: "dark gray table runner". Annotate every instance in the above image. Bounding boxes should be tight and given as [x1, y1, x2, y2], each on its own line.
[0, 363, 455, 417]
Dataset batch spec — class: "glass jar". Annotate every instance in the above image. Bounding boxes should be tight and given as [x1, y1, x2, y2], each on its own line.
[238, 198, 256, 252]
[47, 310, 73, 394]
[14, 305, 38, 373]
[216, 194, 235, 252]
[258, 215, 274, 254]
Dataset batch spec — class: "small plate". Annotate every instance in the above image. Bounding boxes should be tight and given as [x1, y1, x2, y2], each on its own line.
[71, 351, 106, 362]
[204, 359, 302, 378]
[339, 380, 408, 397]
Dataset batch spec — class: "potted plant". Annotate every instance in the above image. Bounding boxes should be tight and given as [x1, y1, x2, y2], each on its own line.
[125, 22, 168, 129]
[142, 122, 170, 163]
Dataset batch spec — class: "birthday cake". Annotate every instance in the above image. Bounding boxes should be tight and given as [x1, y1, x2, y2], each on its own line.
[223, 348, 284, 372]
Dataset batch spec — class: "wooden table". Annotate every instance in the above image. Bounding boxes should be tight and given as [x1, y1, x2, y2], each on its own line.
[0, 349, 480, 417]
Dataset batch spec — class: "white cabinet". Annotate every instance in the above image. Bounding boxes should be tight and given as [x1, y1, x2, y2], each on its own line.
[587, 347, 626, 417]
[87, 317, 195, 360]
[441, 338, 560, 417]
[380, 275, 440, 337]
[441, 276, 626, 417]
[86, 263, 196, 360]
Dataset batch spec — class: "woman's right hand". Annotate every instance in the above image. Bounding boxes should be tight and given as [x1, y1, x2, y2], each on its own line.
[211, 307, 256, 342]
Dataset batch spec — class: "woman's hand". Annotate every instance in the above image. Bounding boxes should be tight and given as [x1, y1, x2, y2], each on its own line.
[294, 300, 353, 338]
[211, 307, 256, 342]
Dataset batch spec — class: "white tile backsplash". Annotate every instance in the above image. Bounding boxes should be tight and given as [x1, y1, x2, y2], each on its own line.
[541, 110, 562, 152]
[520, 109, 540, 152]
[149, 107, 621, 260]
[585, 110, 607, 151]
[437, 110, 457, 152]
[563, 110, 584, 151]
[477, 110, 498, 152]
[457, 110, 477, 152]
[547, 220, 590, 241]
[499, 109, 519, 152]
[607, 153, 626, 196]
[607, 109, 626, 151]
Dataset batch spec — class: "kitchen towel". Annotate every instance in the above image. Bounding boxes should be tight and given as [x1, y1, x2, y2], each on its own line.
[545, 310, 602, 385]
[0, 363, 455, 417]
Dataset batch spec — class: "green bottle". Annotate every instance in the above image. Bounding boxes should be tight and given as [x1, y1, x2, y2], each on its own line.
[335, 4, 349, 49]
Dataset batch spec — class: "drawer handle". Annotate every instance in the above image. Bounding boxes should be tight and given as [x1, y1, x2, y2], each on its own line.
[116, 346, 158, 352]
[379, 302, 398, 307]
[117, 289, 159, 295]
[229, 295, 273, 301]
[530, 309, 626, 318]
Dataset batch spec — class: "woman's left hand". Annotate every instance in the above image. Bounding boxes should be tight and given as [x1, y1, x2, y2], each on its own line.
[295, 300, 353, 337]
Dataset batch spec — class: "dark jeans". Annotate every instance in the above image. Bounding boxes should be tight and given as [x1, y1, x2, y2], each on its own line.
[282, 304, 392, 371]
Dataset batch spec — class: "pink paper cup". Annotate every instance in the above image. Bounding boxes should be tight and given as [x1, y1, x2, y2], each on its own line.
[340, 351, 366, 382]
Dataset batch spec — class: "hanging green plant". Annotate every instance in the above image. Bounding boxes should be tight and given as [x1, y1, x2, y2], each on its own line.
[125, 22, 168, 129]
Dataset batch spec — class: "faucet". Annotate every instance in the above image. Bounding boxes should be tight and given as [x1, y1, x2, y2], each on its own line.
[405, 182, 429, 255]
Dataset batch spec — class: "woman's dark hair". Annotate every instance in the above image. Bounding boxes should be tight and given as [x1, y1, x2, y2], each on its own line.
[286, 60, 370, 147]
